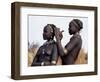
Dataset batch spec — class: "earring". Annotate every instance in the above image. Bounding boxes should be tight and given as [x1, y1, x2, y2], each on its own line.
[51, 36, 52, 39]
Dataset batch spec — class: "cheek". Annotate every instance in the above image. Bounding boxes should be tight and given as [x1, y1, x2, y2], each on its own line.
[70, 26, 76, 31]
[43, 33, 49, 38]
[69, 27, 77, 34]
[46, 32, 51, 36]
[69, 28, 73, 32]
[43, 33, 47, 38]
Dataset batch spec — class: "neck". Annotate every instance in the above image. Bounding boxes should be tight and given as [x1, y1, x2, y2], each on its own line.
[47, 39, 53, 42]
[75, 32, 80, 35]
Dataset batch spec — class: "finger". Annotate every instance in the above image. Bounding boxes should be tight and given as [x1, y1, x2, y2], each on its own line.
[58, 28, 60, 31]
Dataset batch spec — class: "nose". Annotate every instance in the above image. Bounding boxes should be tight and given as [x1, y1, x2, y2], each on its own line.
[43, 32, 45, 35]
[68, 27, 70, 31]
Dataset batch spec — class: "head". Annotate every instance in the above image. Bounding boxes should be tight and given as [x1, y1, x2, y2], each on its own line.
[43, 24, 56, 41]
[68, 19, 83, 35]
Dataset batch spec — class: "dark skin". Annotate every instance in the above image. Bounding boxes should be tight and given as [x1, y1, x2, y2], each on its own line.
[43, 25, 53, 41]
[54, 28, 64, 57]
[69, 22, 79, 35]
[55, 19, 83, 65]
[31, 25, 57, 66]
[42, 26, 56, 65]
[54, 22, 80, 57]
[54, 28, 65, 56]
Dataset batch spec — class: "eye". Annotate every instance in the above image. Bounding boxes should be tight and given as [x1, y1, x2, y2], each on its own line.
[44, 30, 47, 32]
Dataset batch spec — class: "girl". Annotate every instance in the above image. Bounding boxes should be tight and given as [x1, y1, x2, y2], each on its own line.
[55, 19, 83, 65]
[31, 24, 58, 66]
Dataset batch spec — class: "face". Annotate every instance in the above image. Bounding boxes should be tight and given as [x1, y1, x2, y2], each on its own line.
[43, 26, 53, 40]
[69, 22, 78, 35]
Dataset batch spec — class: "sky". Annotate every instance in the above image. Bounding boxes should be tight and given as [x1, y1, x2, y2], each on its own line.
[28, 15, 88, 53]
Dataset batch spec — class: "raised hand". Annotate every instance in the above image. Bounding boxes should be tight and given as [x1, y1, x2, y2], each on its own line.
[54, 27, 64, 41]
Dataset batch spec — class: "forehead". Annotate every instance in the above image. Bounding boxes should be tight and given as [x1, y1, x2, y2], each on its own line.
[69, 22, 75, 26]
[44, 25, 52, 31]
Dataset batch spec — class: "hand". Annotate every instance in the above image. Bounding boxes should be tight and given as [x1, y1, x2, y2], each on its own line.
[54, 27, 63, 41]
[59, 30, 64, 40]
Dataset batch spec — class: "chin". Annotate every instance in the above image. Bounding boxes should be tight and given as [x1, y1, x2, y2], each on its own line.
[69, 30, 75, 35]
[43, 37, 47, 40]
[43, 37, 46, 40]
[69, 31, 72, 35]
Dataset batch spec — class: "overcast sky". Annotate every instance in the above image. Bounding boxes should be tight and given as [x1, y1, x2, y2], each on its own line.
[28, 15, 88, 53]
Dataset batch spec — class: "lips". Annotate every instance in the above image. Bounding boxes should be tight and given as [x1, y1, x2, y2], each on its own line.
[69, 29, 72, 35]
[43, 34, 47, 40]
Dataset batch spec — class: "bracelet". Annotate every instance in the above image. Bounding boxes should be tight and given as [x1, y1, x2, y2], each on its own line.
[41, 62, 44, 66]
[51, 61, 56, 64]
[64, 48, 68, 54]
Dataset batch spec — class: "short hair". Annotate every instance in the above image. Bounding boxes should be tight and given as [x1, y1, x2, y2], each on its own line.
[70, 19, 83, 31]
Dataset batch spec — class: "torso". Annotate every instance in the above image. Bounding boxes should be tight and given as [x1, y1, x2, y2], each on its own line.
[62, 34, 82, 65]
[37, 40, 56, 63]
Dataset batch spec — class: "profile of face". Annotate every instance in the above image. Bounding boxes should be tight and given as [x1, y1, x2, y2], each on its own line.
[68, 22, 78, 35]
[43, 25, 54, 40]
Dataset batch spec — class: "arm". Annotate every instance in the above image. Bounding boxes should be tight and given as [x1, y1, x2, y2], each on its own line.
[31, 56, 42, 66]
[31, 47, 43, 66]
[54, 28, 79, 56]
[51, 43, 58, 65]
[65, 36, 79, 53]
[42, 44, 58, 66]
[54, 28, 67, 56]
[31, 46, 57, 66]
[56, 35, 79, 56]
